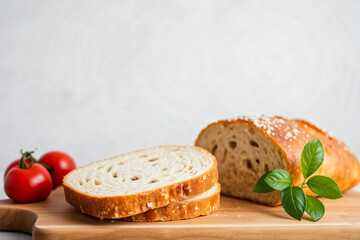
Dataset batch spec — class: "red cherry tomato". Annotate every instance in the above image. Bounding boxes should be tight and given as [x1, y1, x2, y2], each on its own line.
[4, 163, 52, 203]
[4, 158, 32, 179]
[39, 151, 76, 188]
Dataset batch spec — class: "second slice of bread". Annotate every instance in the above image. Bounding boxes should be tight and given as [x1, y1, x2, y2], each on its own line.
[63, 145, 218, 219]
[124, 183, 220, 222]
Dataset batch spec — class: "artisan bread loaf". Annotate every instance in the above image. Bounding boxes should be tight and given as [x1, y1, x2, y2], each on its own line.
[195, 115, 360, 206]
[63, 145, 218, 219]
[124, 183, 220, 222]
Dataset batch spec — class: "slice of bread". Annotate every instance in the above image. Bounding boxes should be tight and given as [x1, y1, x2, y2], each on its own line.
[195, 115, 360, 206]
[124, 183, 220, 222]
[63, 145, 218, 219]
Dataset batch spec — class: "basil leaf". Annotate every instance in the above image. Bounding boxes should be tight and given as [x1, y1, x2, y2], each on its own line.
[307, 175, 342, 199]
[281, 186, 306, 221]
[301, 139, 324, 179]
[264, 169, 293, 191]
[306, 195, 325, 222]
[254, 172, 275, 193]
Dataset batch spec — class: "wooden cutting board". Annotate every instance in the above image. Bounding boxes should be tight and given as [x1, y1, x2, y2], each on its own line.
[0, 187, 359, 240]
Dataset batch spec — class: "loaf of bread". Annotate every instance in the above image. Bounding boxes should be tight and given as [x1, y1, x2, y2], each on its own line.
[195, 115, 360, 206]
[124, 183, 220, 222]
[63, 145, 218, 219]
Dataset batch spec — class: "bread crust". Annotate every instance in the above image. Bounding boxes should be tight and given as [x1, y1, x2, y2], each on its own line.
[124, 183, 220, 222]
[63, 146, 218, 219]
[195, 116, 360, 206]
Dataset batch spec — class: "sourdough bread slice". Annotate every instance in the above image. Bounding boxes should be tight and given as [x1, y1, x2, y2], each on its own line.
[195, 115, 360, 206]
[63, 145, 218, 219]
[124, 183, 220, 222]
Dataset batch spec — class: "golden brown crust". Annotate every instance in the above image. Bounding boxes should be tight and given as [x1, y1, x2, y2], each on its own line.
[63, 146, 218, 219]
[195, 116, 360, 206]
[124, 183, 221, 222]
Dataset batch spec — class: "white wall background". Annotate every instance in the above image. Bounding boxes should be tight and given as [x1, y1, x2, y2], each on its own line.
[0, 0, 360, 238]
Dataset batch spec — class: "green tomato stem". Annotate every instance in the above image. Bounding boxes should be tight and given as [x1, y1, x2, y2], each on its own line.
[40, 163, 54, 173]
[18, 149, 54, 173]
[19, 150, 36, 169]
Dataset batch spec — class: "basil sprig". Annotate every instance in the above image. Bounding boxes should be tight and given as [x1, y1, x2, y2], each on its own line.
[253, 139, 342, 222]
